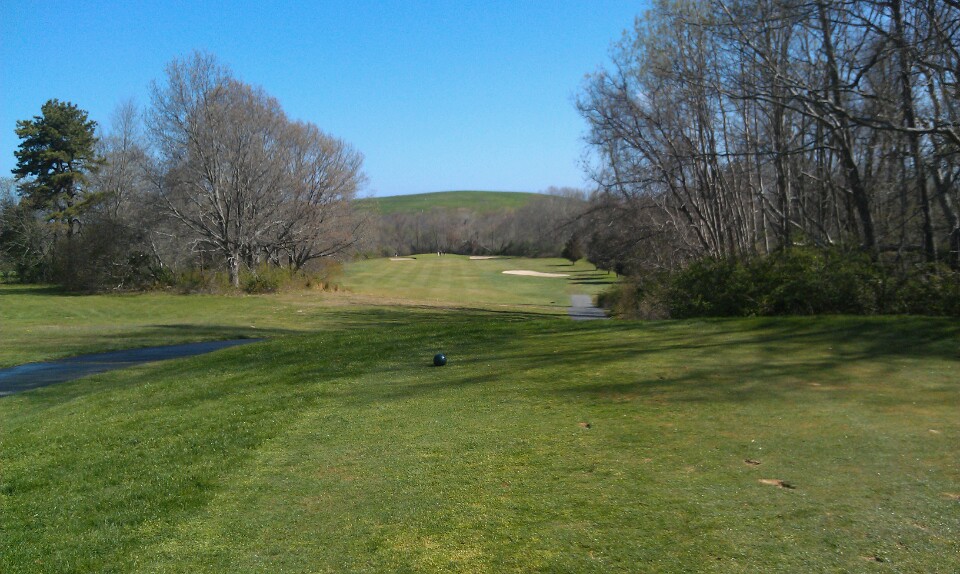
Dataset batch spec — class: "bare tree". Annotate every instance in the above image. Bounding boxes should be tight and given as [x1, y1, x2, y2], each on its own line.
[92, 100, 148, 219]
[146, 52, 365, 286]
[581, 0, 960, 276]
[273, 121, 366, 270]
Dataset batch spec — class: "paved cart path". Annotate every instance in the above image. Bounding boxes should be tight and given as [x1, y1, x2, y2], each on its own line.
[568, 294, 608, 321]
[0, 339, 262, 397]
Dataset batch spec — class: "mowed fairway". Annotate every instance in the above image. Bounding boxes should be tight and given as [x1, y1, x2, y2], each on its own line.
[1, 261, 959, 572]
[340, 255, 613, 312]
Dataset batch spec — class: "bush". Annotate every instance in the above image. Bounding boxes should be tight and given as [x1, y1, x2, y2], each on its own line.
[39, 220, 168, 292]
[597, 274, 671, 319]
[668, 257, 755, 318]
[894, 264, 960, 316]
[665, 248, 886, 318]
[750, 248, 878, 315]
[240, 265, 286, 294]
[170, 269, 230, 294]
[599, 248, 960, 319]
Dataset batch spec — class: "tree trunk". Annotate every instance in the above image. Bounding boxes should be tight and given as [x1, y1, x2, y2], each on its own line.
[228, 254, 240, 288]
[816, 0, 878, 255]
[891, 0, 936, 262]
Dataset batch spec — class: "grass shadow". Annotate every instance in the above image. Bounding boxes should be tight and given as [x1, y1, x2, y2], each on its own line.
[147, 323, 301, 339]
[0, 285, 76, 297]
[569, 279, 614, 285]
[300, 312, 960, 407]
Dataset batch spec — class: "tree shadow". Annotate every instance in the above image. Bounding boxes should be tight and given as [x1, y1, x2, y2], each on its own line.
[0, 285, 77, 297]
[10, 305, 958, 411]
[146, 323, 300, 339]
[299, 313, 960, 408]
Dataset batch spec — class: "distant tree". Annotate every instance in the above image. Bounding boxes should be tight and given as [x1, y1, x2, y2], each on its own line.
[0, 192, 52, 282]
[273, 120, 366, 270]
[12, 99, 103, 238]
[561, 233, 584, 265]
[0, 178, 15, 276]
[62, 100, 170, 290]
[93, 100, 148, 220]
[543, 186, 587, 202]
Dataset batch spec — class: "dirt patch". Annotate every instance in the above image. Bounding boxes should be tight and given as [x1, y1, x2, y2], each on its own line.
[943, 492, 960, 501]
[744, 459, 761, 466]
[390, 257, 415, 261]
[759, 478, 795, 489]
[503, 270, 570, 278]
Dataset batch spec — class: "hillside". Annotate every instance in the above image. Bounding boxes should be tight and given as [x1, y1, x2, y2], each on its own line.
[357, 190, 544, 215]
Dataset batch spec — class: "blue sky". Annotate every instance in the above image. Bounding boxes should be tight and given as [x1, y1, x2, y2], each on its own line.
[1, 1, 644, 197]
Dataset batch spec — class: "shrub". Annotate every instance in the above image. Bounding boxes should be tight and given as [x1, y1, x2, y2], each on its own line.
[240, 265, 287, 294]
[239, 260, 344, 294]
[894, 265, 960, 316]
[171, 269, 230, 294]
[668, 257, 755, 318]
[750, 248, 878, 315]
[48, 223, 165, 292]
[598, 274, 671, 319]
[601, 247, 959, 319]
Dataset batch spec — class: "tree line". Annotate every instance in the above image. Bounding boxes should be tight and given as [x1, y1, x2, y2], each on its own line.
[366, 187, 587, 258]
[1, 52, 364, 291]
[578, 0, 960, 315]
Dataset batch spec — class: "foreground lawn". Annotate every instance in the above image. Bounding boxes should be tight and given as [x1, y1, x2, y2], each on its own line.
[1, 306, 958, 572]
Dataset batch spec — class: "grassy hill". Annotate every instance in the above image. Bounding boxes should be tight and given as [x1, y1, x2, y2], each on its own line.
[1, 260, 959, 572]
[358, 190, 545, 215]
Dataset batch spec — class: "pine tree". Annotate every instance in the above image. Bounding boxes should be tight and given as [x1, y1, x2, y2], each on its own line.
[12, 99, 103, 237]
[562, 234, 584, 265]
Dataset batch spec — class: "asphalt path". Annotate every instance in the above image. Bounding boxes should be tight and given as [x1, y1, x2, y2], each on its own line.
[568, 294, 608, 321]
[0, 339, 262, 397]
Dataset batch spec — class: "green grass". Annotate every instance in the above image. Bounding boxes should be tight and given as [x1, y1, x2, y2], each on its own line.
[0, 285, 306, 368]
[1, 265, 959, 572]
[340, 254, 615, 314]
[0, 256, 612, 367]
[357, 190, 545, 215]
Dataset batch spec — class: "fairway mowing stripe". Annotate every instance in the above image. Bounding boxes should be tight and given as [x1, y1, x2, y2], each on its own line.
[426, 258, 443, 299]
[411, 259, 428, 293]
[395, 259, 420, 288]
[453, 258, 468, 300]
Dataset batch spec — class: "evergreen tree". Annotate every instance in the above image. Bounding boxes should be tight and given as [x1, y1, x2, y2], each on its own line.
[12, 99, 103, 237]
[561, 234, 584, 265]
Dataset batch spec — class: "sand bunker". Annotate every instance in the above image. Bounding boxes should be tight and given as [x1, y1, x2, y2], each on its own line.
[390, 257, 415, 261]
[469, 256, 499, 260]
[502, 270, 570, 278]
